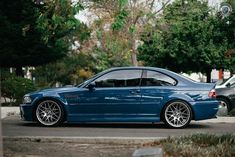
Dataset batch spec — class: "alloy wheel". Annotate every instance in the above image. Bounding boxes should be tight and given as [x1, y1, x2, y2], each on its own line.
[164, 101, 191, 128]
[36, 100, 62, 126]
[217, 99, 229, 116]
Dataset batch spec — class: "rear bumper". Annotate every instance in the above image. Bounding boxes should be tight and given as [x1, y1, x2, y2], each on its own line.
[20, 104, 34, 121]
[191, 100, 219, 121]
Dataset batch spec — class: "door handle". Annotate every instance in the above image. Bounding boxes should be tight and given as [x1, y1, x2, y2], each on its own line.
[129, 90, 140, 94]
[130, 90, 136, 94]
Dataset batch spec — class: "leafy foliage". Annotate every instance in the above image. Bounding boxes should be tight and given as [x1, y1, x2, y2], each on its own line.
[111, 0, 128, 30]
[0, 0, 85, 71]
[138, 0, 228, 82]
[0, 0, 51, 68]
[221, 0, 235, 72]
[1, 73, 36, 105]
[88, 0, 169, 66]
[33, 53, 95, 87]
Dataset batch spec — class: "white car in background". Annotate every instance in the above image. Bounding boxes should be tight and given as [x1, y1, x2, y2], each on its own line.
[216, 76, 235, 89]
[215, 75, 235, 116]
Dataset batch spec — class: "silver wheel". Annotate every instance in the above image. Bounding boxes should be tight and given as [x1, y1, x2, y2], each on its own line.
[217, 99, 229, 116]
[36, 100, 62, 126]
[164, 101, 191, 128]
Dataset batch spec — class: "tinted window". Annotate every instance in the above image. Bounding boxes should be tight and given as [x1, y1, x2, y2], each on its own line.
[92, 70, 142, 88]
[141, 70, 176, 86]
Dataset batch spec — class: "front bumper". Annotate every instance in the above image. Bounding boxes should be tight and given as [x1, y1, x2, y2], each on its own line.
[20, 104, 34, 121]
[191, 100, 219, 121]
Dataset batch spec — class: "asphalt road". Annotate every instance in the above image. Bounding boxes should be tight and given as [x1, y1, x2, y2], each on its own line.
[2, 116, 235, 138]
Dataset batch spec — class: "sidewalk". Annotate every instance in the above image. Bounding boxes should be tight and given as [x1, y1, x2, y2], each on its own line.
[1, 107, 235, 123]
[198, 116, 235, 123]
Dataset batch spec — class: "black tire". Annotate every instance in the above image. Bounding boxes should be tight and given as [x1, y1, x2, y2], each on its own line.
[162, 100, 192, 128]
[216, 97, 231, 116]
[35, 99, 64, 126]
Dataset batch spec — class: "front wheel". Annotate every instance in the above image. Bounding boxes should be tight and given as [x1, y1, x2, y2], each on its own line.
[35, 100, 64, 126]
[163, 101, 192, 128]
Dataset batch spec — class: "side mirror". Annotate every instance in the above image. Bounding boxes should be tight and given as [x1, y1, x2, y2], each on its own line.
[87, 82, 96, 91]
[226, 83, 231, 88]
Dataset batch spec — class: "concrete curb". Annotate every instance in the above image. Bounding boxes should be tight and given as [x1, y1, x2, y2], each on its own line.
[197, 117, 235, 123]
[1, 107, 20, 119]
[3, 136, 166, 145]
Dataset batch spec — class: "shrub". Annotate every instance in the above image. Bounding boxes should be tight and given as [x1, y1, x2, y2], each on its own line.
[1, 75, 36, 106]
[150, 134, 235, 157]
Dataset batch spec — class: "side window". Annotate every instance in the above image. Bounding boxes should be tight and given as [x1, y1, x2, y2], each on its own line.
[92, 70, 142, 88]
[141, 70, 176, 86]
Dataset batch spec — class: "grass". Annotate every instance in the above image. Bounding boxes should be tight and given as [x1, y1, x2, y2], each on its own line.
[145, 134, 235, 157]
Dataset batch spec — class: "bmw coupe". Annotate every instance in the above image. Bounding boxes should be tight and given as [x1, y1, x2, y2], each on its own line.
[20, 67, 219, 128]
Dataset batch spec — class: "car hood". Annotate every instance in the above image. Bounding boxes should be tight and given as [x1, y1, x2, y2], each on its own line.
[28, 86, 81, 96]
[40, 86, 79, 93]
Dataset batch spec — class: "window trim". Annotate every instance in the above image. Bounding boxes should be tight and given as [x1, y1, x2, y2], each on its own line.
[140, 70, 178, 87]
[87, 69, 143, 88]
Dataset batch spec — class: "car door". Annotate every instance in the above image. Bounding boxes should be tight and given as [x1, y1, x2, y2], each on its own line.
[140, 70, 177, 118]
[69, 69, 143, 121]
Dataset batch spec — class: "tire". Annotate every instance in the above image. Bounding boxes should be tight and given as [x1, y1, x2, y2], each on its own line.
[216, 98, 231, 116]
[163, 100, 192, 128]
[35, 100, 64, 126]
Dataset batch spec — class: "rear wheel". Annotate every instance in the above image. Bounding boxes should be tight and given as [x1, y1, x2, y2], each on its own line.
[35, 100, 64, 126]
[163, 101, 192, 128]
[216, 98, 230, 116]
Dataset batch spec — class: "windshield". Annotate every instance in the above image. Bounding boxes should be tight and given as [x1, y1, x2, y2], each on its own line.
[216, 76, 234, 86]
[216, 78, 229, 85]
[77, 72, 103, 87]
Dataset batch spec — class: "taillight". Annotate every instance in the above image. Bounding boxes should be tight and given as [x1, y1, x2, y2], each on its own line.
[208, 89, 216, 98]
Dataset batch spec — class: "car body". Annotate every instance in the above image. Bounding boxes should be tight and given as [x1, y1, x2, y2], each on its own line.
[215, 76, 235, 116]
[20, 67, 219, 128]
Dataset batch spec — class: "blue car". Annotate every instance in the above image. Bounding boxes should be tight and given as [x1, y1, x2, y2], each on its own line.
[20, 67, 219, 128]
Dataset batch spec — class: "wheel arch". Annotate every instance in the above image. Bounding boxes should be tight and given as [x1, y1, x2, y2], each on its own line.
[216, 95, 232, 111]
[32, 96, 67, 121]
[160, 99, 195, 121]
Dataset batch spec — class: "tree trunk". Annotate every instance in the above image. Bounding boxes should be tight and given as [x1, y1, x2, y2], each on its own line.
[131, 51, 138, 66]
[206, 69, 211, 83]
[16, 66, 24, 77]
[131, 34, 138, 66]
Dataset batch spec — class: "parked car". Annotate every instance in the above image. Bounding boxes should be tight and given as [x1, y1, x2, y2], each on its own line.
[216, 76, 235, 89]
[215, 76, 235, 116]
[20, 67, 219, 128]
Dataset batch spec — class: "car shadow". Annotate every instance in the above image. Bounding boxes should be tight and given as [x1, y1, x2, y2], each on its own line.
[19, 121, 210, 129]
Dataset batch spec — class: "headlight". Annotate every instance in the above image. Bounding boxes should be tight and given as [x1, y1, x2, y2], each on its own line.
[23, 96, 32, 104]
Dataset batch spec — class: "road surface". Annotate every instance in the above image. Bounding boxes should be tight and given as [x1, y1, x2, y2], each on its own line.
[2, 116, 235, 138]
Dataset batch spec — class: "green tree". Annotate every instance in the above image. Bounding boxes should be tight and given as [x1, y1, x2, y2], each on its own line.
[221, 0, 235, 74]
[83, 0, 171, 67]
[33, 52, 95, 87]
[1, 72, 36, 105]
[138, 0, 228, 82]
[0, 0, 85, 76]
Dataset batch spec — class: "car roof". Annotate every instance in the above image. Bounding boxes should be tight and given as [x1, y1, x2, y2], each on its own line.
[106, 66, 174, 74]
